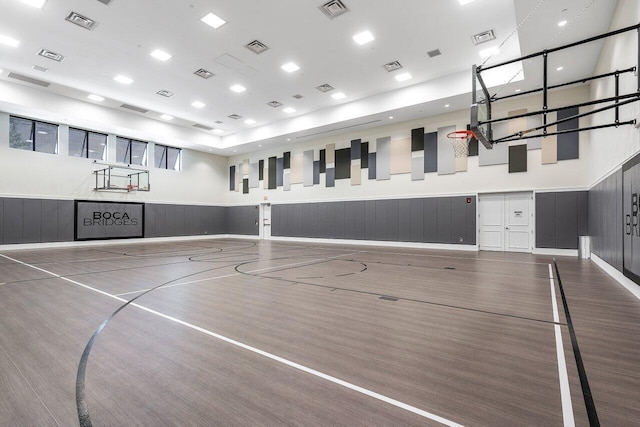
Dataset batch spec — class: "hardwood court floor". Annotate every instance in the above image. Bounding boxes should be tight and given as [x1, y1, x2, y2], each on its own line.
[0, 239, 638, 426]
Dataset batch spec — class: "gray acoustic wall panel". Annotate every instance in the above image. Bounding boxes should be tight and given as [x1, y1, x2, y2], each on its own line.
[536, 193, 557, 248]
[556, 192, 578, 249]
[354, 201, 366, 239]
[344, 201, 355, 239]
[411, 157, 424, 180]
[361, 142, 369, 168]
[479, 122, 509, 166]
[368, 153, 377, 179]
[399, 199, 411, 241]
[376, 137, 391, 180]
[424, 132, 438, 173]
[303, 150, 314, 186]
[557, 107, 579, 160]
[23, 199, 42, 243]
[313, 161, 320, 185]
[3, 198, 24, 244]
[268, 157, 277, 189]
[589, 170, 623, 270]
[41, 199, 59, 242]
[258, 160, 264, 181]
[467, 125, 479, 156]
[1, 198, 71, 244]
[410, 199, 424, 243]
[536, 191, 587, 250]
[437, 198, 452, 243]
[227, 205, 259, 235]
[326, 168, 335, 187]
[423, 198, 438, 243]
[276, 158, 284, 187]
[437, 126, 456, 175]
[243, 178, 249, 194]
[351, 139, 361, 160]
[249, 163, 259, 188]
[0, 198, 4, 243]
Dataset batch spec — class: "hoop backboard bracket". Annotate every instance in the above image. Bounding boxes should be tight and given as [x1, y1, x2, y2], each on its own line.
[471, 22, 640, 147]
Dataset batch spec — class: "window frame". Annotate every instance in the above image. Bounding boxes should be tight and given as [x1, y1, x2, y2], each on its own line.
[154, 143, 182, 171]
[9, 115, 59, 154]
[116, 136, 148, 166]
[68, 127, 108, 160]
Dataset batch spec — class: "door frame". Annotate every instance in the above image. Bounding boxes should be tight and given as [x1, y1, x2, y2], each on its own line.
[478, 191, 535, 253]
[259, 202, 271, 240]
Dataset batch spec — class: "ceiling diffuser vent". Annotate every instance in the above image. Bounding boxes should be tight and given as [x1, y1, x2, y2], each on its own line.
[427, 49, 442, 58]
[383, 61, 402, 72]
[267, 101, 282, 108]
[319, 0, 349, 19]
[316, 83, 334, 93]
[7, 72, 50, 87]
[120, 104, 149, 114]
[245, 40, 269, 54]
[32, 65, 48, 72]
[156, 89, 174, 97]
[292, 94, 304, 99]
[472, 30, 496, 45]
[65, 12, 98, 31]
[193, 124, 213, 131]
[38, 49, 65, 62]
[96, 0, 112, 4]
[228, 114, 242, 120]
[194, 68, 214, 79]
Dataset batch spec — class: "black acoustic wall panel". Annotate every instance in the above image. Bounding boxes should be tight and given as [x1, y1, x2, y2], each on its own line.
[509, 144, 527, 173]
[437, 198, 452, 243]
[466, 197, 477, 244]
[3, 198, 24, 244]
[334, 201, 346, 239]
[399, 199, 411, 242]
[424, 132, 438, 173]
[335, 148, 351, 179]
[450, 197, 467, 244]
[409, 199, 423, 243]
[557, 107, 579, 160]
[365, 200, 376, 240]
[556, 192, 578, 249]
[536, 193, 557, 248]
[258, 159, 264, 181]
[350, 139, 361, 160]
[23, 199, 42, 243]
[375, 200, 387, 241]
[423, 198, 438, 242]
[242, 178, 249, 194]
[41, 199, 59, 242]
[229, 165, 236, 191]
[411, 127, 425, 151]
[0, 198, 4, 243]
[577, 191, 589, 236]
[354, 201, 366, 239]
[227, 205, 259, 235]
[276, 158, 284, 187]
[589, 170, 623, 270]
[344, 201, 355, 239]
[361, 141, 369, 168]
[268, 156, 277, 189]
[283, 151, 291, 169]
[386, 199, 400, 241]
[368, 153, 376, 179]
[319, 149, 326, 173]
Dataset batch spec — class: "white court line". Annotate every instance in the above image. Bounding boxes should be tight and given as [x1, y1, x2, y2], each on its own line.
[0, 253, 462, 426]
[548, 264, 575, 427]
[116, 251, 361, 296]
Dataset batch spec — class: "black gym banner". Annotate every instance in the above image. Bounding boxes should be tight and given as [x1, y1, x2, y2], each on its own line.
[75, 201, 144, 241]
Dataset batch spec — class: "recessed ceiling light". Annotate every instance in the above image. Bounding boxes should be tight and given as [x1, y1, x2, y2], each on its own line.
[331, 92, 346, 100]
[445, 104, 450, 108]
[87, 94, 104, 102]
[281, 62, 300, 73]
[21, 0, 46, 9]
[458, 0, 478, 5]
[515, 89, 521, 93]
[213, 129, 224, 134]
[258, 144, 262, 147]
[283, 107, 296, 113]
[150, 49, 172, 61]
[230, 84, 246, 93]
[113, 75, 133, 84]
[233, 150, 237, 153]
[557, 66, 564, 71]
[191, 101, 206, 108]
[161, 114, 174, 120]
[0, 34, 20, 48]
[244, 119, 256, 125]
[389, 116, 394, 119]
[201, 12, 226, 29]
[558, 20, 568, 27]
[479, 47, 500, 58]
[394, 72, 412, 82]
[353, 30, 375, 45]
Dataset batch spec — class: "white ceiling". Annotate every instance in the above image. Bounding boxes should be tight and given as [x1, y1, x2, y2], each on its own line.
[0, 0, 618, 155]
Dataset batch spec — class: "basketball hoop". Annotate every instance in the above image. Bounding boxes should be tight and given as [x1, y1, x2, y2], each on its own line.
[447, 130, 475, 158]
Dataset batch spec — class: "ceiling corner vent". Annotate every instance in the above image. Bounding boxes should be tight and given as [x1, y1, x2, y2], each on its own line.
[7, 72, 50, 87]
[156, 90, 174, 98]
[120, 104, 149, 114]
[214, 120, 223, 124]
[38, 49, 65, 62]
[472, 30, 496, 45]
[383, 61, 403, 72]
[65, 11, 98, 31]
[245, 40, 269, 54]
[427, 49, 442, 58]
[32, 65, 48, 72]
[319, 0, 349, 19]
[316, 83, 334, 93]
[193, 124, 213, 131]
[194, 68, 214, 79]
[96, 0, 112, 5]
[267, 101, 282, 108]
[292, 94, 304, 99]
[228, 114, 242, 120]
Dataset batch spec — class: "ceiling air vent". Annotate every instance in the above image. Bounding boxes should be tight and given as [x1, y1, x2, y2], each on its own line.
[156, 89, 174, 97]
[228, 114, 242, 120]
[427, 49, 442, 58]
[120, 104, 149, 114]
[193, 124, 213, 131]
[316, 83, 334, 93]
[245, 40, 269, 55]
[267, 101, 282, 108]
[194, 68, 214, 79]
[472, 30, 496, 45]
[214, 120, 223, 124]
[292, 94, 304, 99]
[319, 0, 349, 19]
[7, 72, 50, 87]
[32, 65, 48, 72]
[96, 0, 112, 4]
[65, 12, 98, 31]
[38, 49, 65, 62]
[383, 61, 403, 72]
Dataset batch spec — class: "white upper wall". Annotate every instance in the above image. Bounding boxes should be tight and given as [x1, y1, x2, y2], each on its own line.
[0, 83, 229, 205]
[589, 0, 640, 185]
[227, 85, 592, 205]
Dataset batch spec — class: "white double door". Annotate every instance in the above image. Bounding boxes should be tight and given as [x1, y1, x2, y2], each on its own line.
[479, 192, 533, 252]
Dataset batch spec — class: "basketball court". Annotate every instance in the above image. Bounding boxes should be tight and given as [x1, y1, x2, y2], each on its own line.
[0, 239, 638, 426]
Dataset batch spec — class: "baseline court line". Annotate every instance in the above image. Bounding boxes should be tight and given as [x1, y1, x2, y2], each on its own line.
[0, 253, 462, 426]
[549, 264, 575, 427]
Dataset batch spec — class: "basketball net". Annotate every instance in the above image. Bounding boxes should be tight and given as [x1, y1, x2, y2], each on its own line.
[447, 130, 475, 158]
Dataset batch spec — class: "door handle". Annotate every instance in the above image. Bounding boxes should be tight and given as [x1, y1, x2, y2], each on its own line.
[505, 227, 509, 230]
